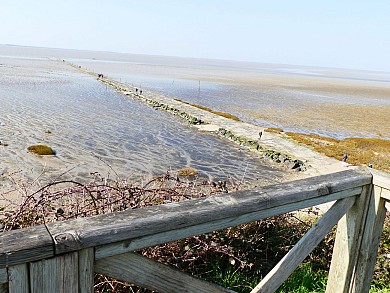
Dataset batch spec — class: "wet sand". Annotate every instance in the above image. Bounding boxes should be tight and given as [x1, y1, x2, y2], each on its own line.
[70, 54, 390, 139]
[1, 45, 389, 201]
[0, 52, 293, 200]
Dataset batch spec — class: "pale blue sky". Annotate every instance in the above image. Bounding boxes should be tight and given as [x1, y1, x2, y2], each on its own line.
[1, 0, 390, 71]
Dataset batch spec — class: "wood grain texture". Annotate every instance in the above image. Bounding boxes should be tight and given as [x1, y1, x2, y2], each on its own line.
[95, 252, 235, 293]
[95, 187, 362, 260]
[326, 185, 371, 293]
[0, 224, 53, 269]
[251, 196, 356, 293]
[8, 264, 29, 293]
[30, 252, 78, 293]
[371, 169, 390, 190]
[47, 168, 371, 255]
[0, 268, 6, 284]
[379, 188, 390, 201]
[78, 248, 94, 293]
[352, 186, 387, 293]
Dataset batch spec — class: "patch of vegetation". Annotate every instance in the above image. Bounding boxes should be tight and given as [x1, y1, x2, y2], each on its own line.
[1, 171, 389, 292]
[277, 262, 328, 293]
[27, 145, 56, 156]
[177, 166, 199, 177]
[371, 213, 390, 291]
[264, 127, 284, 134]
[175, 98, 240, 121]
[285, 133, 390, 172]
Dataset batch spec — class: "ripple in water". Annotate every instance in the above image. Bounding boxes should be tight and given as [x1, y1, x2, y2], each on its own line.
[0, 57, 287, 190]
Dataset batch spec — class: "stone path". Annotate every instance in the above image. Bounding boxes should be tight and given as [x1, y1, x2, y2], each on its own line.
[101, 78, 354, 179]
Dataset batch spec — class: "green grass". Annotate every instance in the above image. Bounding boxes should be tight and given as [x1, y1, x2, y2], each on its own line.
[201, 261, 327, 293]
[277, 263, 328, 293]
[200, 259, 260, 292]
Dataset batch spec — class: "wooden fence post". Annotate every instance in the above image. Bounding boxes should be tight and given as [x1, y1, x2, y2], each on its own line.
[30, 252, 79, 293]
[351, 185, 387, 292]
[8, 264, 29, 293]
[326, 185, 371, 293]
[0, 268, 7, 293]
[78, 248, 94, 293]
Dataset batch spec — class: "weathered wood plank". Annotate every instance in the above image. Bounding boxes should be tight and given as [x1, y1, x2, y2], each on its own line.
[380, 188, 390, 201]
[251, 196, 356, 293]
[0, 268, 6, 284]
[47, 169, 371, 255]
[8, 264, 29, 293]
[96, 187, 362, 259]
[326, 185, 372, 293]
[95, 252, 235, 293]
[30, 252, 78, 293]
[351, 186, 387, 293]
[78, 248, 94, 293]
[371, 169, 390, 190]
[0, 224, 53, 269]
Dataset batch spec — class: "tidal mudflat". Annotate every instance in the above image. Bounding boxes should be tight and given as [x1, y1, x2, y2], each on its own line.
[0, 49, 289, 196]
[70, 52, 390, 140]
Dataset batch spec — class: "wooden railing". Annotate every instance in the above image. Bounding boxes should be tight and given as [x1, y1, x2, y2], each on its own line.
[0, 168, 389, 293]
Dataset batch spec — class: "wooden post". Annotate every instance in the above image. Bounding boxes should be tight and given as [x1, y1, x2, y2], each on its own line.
[78, 248, 94, 293]
[8, 264, 29, 293]
[0, 268, 7, 293]
[0, 268, 6, 284]
[30, 252, 79, 293]
[326, 185, 371, 293]
[351, 185, 387, 292]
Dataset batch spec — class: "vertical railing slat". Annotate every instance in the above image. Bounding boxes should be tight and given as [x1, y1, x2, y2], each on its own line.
[0, 268, 7, 284]
[351, 186, 387, 292]
[326, 185, 372, 293]
[8, 264, 29, 293]
[30, 252, 78, 293]
[78, 248, 94, 293]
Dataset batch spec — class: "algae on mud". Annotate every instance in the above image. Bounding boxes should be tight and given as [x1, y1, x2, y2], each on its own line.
[27, 145, 56, 156]
[286, 132, 390, 173]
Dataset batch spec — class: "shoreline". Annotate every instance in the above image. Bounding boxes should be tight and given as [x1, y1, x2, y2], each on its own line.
[68, 63, 353, 180]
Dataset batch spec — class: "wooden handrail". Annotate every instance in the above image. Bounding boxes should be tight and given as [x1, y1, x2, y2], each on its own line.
[1, 167, 389, 293]
[0, 168, 371, 268]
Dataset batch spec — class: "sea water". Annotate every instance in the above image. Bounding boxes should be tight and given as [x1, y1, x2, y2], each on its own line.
[66, 49, 390, 140]
[0, 49, 287, 191]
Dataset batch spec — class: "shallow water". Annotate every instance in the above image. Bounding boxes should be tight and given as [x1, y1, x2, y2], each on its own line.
[0, 54, 287, 192]
[67, 51, 390, 140]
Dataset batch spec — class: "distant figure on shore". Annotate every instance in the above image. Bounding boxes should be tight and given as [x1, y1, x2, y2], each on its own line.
[140, 90, 143, 95]
[342, 153, 349, 167]
[135, 88, 138, 94]
[258, 131, 262, 140]
[98, 73, 104, 78]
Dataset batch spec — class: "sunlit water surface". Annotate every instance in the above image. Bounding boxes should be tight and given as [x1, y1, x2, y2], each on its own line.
[0, 54, 287, 191]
